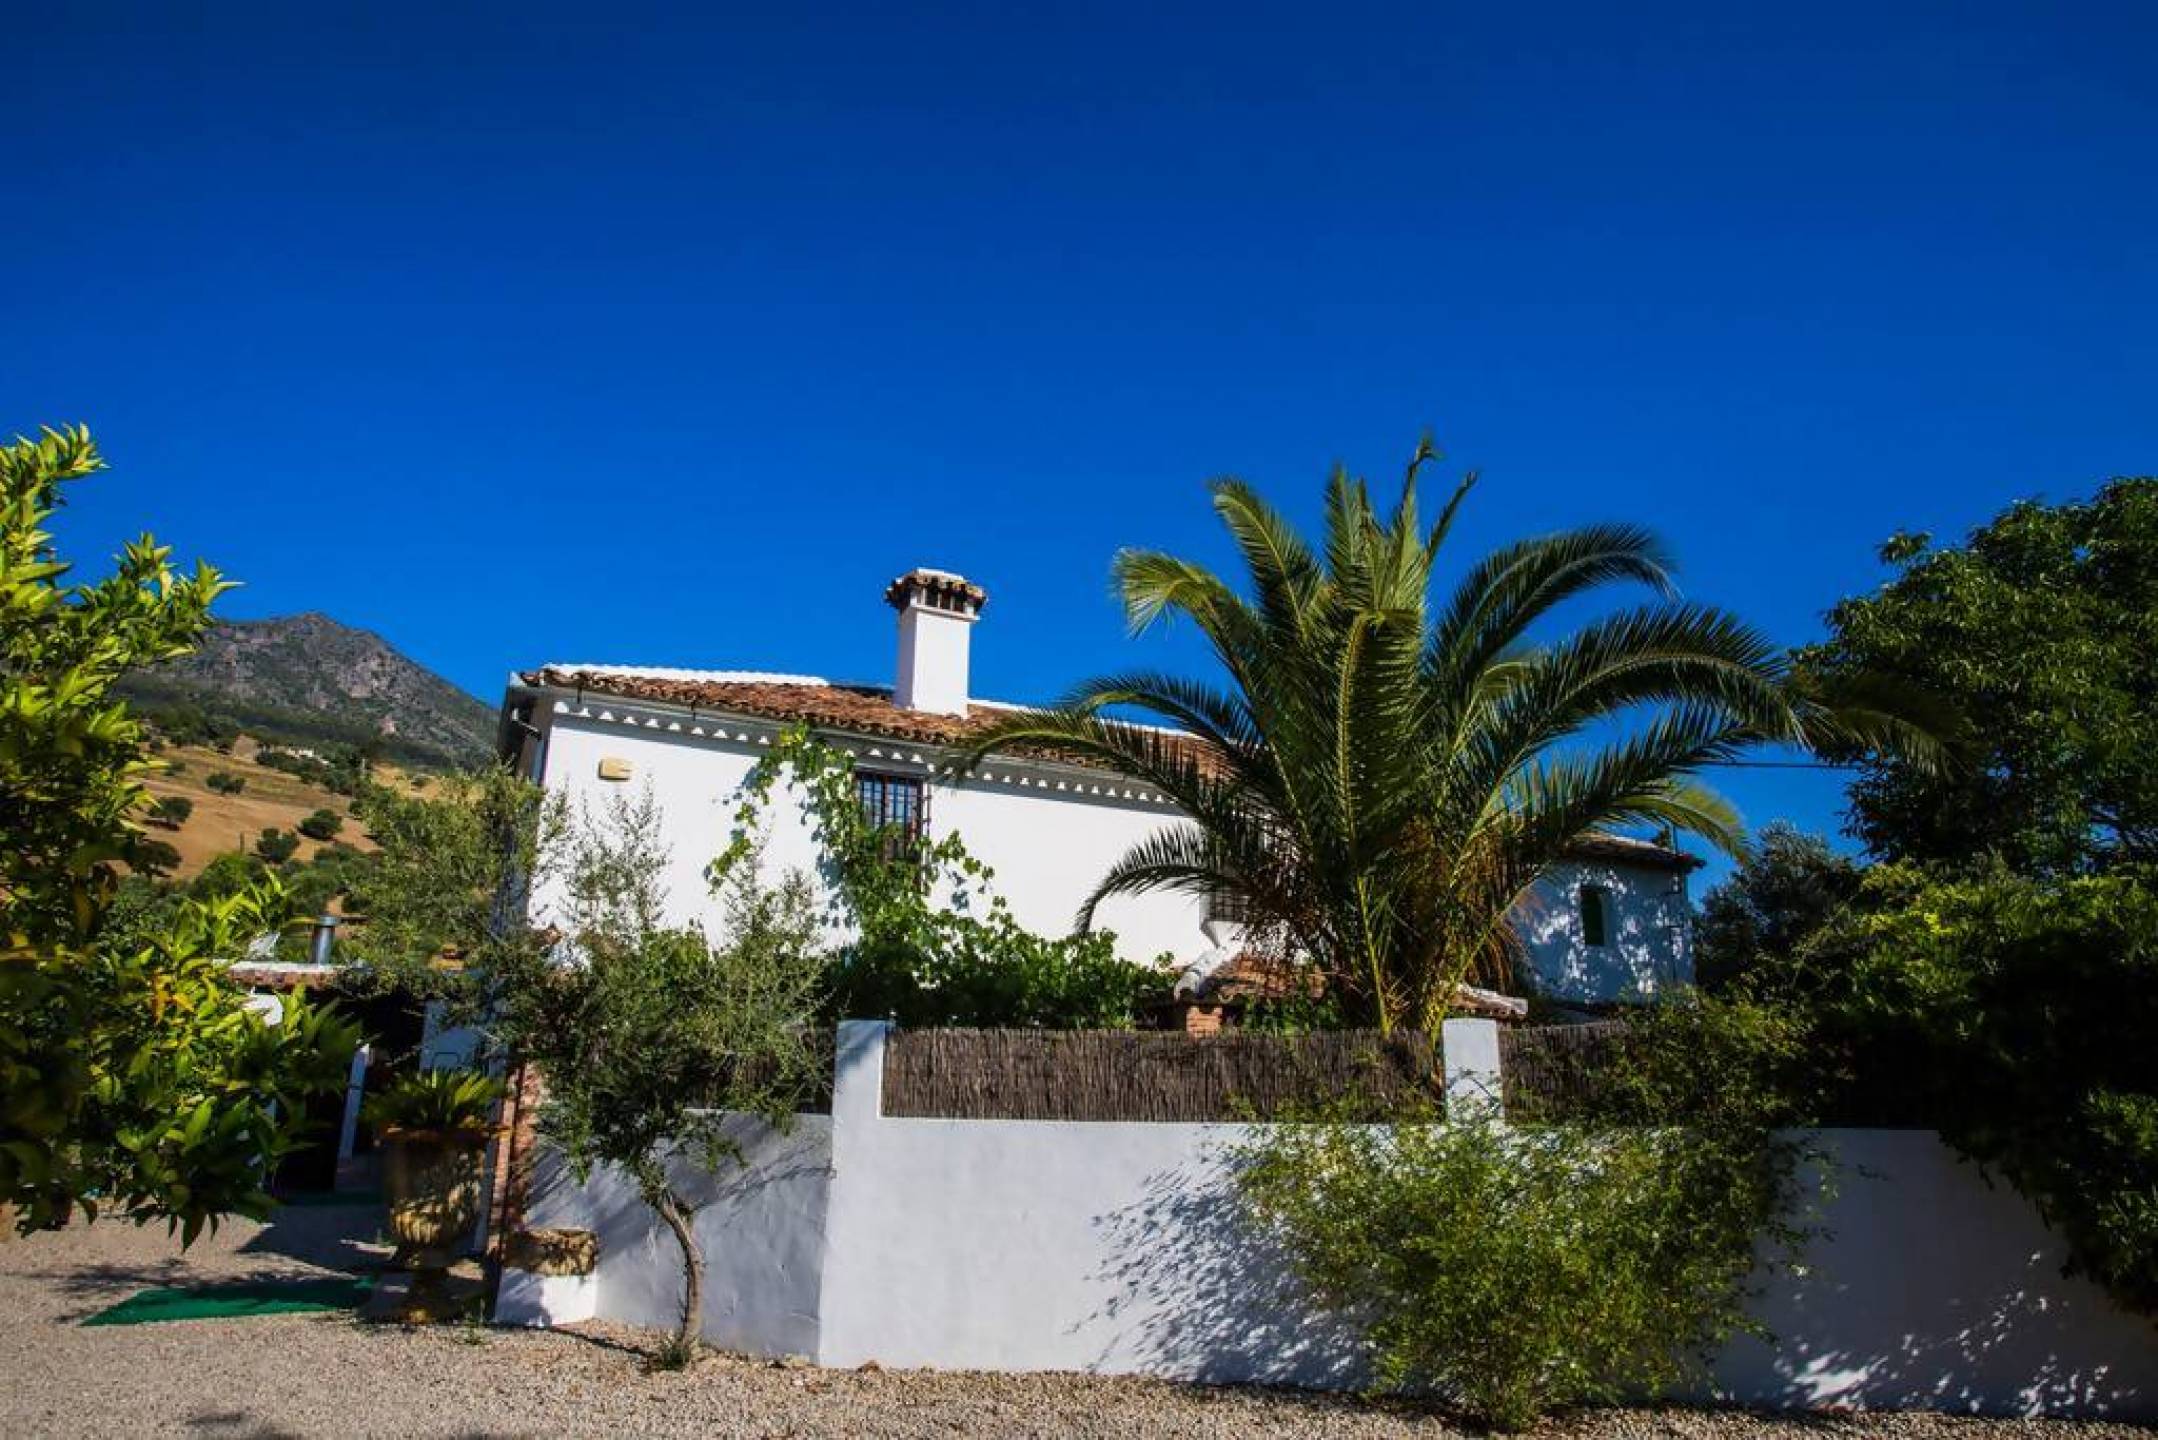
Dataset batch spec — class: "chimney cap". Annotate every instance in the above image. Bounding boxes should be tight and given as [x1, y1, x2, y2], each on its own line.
[884, 568, 987, 615]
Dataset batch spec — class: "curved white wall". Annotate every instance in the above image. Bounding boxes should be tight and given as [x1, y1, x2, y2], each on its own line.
[1516, 858, 1694, 1001]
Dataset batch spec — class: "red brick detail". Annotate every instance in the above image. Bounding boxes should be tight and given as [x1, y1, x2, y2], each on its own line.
[1178, 1002, 1226, 1037]
[485, 1061, 545, 1259]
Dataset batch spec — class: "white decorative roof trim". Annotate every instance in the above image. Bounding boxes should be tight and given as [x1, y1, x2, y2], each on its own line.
[549, 695, 1177, 809]
[968, 697, 1197, 741]
[538, 664, 836, 687]
[527, 672, 1204, 744]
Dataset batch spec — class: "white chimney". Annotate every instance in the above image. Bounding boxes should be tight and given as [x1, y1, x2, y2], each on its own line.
[886, 568, 985, 716]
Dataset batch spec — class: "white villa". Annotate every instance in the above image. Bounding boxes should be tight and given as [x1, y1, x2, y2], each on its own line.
[498, 568, 1699, 1012]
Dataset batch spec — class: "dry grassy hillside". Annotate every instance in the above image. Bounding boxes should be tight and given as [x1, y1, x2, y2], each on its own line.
[137, 740, 429, 878]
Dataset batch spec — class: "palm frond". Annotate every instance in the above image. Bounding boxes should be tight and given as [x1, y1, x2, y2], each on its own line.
[1785, 665, 1960, 776]
[959, 442, 1826, 1033]
[1450, 602, 1792, 805]
[1209, 478, 1324, 641]
[1429, 524, 1680, 704]
[1072, 824, 1259, 933]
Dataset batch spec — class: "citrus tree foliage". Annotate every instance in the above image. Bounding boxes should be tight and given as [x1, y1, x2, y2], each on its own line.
[0, 427, 227, 938]
[0, 425, 358, 1239]
[715, 727, 1173, 1029]
[1235, 998, 1813, 1430]
[962, 439, 1936, 1035]
[488, 790, 826, 1364]
[1799, 479, 2158, 875]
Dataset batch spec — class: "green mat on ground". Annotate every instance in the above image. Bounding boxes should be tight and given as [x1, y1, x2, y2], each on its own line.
[83, 1275, 373, 1326]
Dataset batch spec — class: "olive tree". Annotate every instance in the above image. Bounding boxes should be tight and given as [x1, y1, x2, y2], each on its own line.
[487, 790, 825, 1366]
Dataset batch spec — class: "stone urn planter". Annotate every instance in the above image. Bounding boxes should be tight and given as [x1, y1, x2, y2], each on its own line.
[377, 1122, 496, 1322]
[495, 1226, 600, 1328]
[360, 1068, 507, 1322]
[380, 1124, 492, 1269]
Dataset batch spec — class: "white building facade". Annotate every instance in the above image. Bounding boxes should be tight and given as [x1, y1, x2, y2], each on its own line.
[500, 568, 1697, 1004]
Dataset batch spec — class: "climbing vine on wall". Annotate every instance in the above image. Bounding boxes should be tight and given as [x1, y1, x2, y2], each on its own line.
[710, 727, 1174, 1029]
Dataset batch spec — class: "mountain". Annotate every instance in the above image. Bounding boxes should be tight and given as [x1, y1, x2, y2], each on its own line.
[118, 613, 495, 770]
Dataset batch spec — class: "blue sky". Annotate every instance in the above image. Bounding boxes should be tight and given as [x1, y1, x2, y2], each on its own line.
[9, 2, 2155, 883]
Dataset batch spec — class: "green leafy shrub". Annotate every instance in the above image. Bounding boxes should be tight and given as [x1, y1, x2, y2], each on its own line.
[190, 851, 268, 900]
[361, 1068, 504, 1136]
[719, 728, 1173, 1029]
[205, 771, 245, 795]
[94, 875, 182, 957]
[132, 838, 182, 877]
[146, 795, 194, 830]
[830, 925, 1169, 1030]
[1234, 998, 1813, 1430]
[1698, 855, 2158, 1311]
[1847, 864, 2158, 1313]
[296, 808, 344, 841]
[254, 827, 299, 863]
[274, 843, 375, 928]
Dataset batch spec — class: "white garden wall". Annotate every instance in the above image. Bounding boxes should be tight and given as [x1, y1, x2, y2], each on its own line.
[521, 1113, 832, 1359]
[512, 1022, 2156, 1420]
[1712, 1128, 2155, 1416]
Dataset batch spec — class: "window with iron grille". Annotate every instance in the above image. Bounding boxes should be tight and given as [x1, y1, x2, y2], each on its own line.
[857, 771, 925, 856]
[1208, 885, 1254, 926]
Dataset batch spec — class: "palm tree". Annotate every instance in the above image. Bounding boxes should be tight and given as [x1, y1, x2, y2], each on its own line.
[963, 440, 1933, 1036]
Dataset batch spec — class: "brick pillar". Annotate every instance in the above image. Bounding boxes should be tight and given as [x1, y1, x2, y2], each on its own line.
[484, 1060, 545, 1259]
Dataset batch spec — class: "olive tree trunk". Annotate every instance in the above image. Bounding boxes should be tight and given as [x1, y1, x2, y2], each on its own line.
[647, 1184, 704, 1352]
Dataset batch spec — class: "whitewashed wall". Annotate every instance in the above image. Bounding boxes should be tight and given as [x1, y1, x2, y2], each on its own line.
[532, 702, 1688, 994]
[533, 706, 1213, 966]
[814, 1021, 1364, 1384]
[1516, 858, 1694, 1000]
[520, 1023, 2158, 1420]
[1714, 1129, 2156, 1416]
[521, 1114, 832, 1359]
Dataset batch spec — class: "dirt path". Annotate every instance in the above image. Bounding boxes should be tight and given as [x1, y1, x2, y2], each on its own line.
[1, 1203, 2146, 1438]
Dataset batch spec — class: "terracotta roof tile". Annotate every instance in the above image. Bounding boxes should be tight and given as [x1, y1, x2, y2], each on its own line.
[1562, 832, 1704, 872]
[1188, 951, 1528, 1020]
[884, 568, 988, 613]
[524, 667, 1000, 749]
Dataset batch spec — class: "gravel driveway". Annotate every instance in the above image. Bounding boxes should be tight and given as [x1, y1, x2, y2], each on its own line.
[1, 1202, 2147, 1438]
